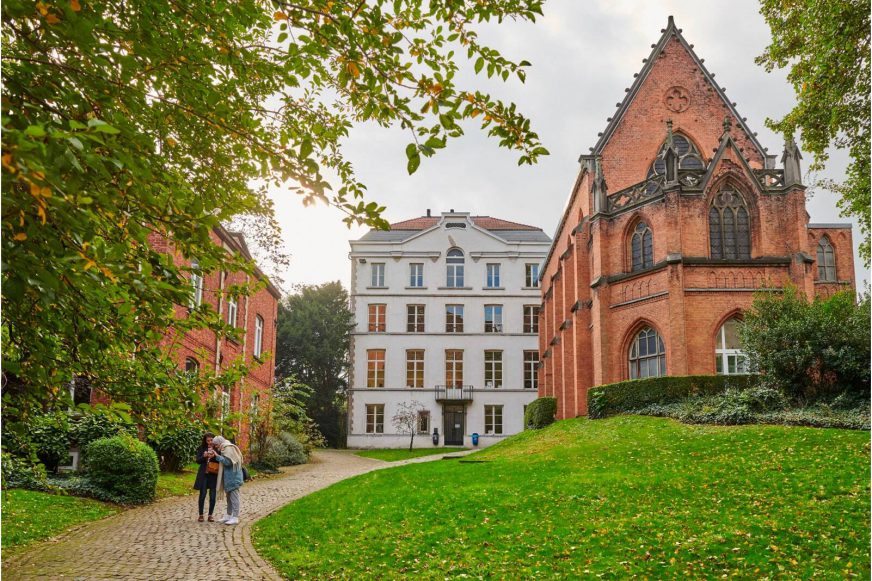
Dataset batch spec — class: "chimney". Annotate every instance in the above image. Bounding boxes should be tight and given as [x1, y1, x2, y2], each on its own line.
[426, 209, 431, 217]
[450, 208, 455, 213]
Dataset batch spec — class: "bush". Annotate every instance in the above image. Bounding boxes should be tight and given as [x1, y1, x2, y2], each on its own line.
[29, 413, 72, 473]
[84, 435, 158, 504]
[588, 374, 757, 419]
[146, 424, 201, 472]
[1, 452, 49, 490]
[277, 432, 308, 465]
[741, 288, 870, 400]
[254, 432, 309, 471]
[525, 397, 558, 429]
[72, 413, 136, 452]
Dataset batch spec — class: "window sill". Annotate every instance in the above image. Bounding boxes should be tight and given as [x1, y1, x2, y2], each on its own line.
[405, 286, 428, 290]
[482, 287, 505, 291]
[521, 286, 540, 290]
[366, 286, 389, 290]
[437, 286, 473, 290]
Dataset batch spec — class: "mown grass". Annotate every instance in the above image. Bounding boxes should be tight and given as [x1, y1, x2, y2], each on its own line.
[254, 416, 870, 579]
[354, 447, 466, 462]
[155, 462, 199, 499]
[1, 489, 119, 549]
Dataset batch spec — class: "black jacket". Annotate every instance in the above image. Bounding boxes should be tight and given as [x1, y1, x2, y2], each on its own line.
[193, 445, 219, 490]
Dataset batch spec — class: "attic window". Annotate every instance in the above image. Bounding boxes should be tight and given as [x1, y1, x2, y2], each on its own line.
[647, 134, 705, 178]
[445, 222, 467, 229]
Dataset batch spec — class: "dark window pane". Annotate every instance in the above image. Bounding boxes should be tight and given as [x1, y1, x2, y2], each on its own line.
[736, 207, 750, 258]
[723, 208, 736, 259]
[709, 207, 722, 258]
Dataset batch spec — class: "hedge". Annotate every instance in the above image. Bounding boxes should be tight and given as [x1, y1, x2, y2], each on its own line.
[525, 397, 557, 429]
[587, 375, 757, 419]
[84, 435, 159, 504]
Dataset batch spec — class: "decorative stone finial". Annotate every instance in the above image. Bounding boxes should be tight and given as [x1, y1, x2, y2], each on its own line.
[592, 156, 608, 214]
[782, 134, 803, 186]
[662, 120, 679, 183]
[722, 116, 732, 135]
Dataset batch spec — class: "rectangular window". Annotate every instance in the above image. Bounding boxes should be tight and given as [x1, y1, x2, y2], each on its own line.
[227, 296, 238, 327]
[484, 350, 503, 388]
[368, 304, 386, 333]
[445, 349, 464, 388]
[523, 305, 539, 334]
[484, 305, 503, 333]
[484, 405, 503, 435]
[445, 305, 464, 333]
[525, 263, 540, 288]
[221, 386, 231, 421]
[486, 263, 501, 288]
[189, 261, 204, 309]
[367, 350, 385, 388]
[371, 263, 385, 287]
[407, 304, 425, 333]
[406, 350, 424, 388]
[366, 404, 385, 434]
[254, 315, 264, 358]
[417, 411, 430, 434]
[523, 350, 539, 389]
[409, 263, 424, 287]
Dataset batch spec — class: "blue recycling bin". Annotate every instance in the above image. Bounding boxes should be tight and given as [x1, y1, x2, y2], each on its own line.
[471, 432, 479, 446]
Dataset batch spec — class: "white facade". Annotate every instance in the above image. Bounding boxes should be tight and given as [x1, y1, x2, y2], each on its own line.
[347, 211, 550, 449]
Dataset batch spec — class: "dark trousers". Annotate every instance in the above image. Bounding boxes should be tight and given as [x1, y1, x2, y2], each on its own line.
[198, 480, 217, 515]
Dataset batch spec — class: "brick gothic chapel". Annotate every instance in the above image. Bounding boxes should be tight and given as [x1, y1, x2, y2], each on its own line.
[538, 17, 856, 419]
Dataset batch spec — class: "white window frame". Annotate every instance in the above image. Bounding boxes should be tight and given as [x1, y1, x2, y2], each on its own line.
[254, 315, 264, 358]
[523, 350, 538, 389]
[628, 327, 666, 379]
[406, 349, 425, 388]
[446, 249, 465, 288]
[523, 305, 539, 334]
[407, 304, 425, 333]
[484, 405, 503, 435]
[409, 263, 424, 287]
[445, 349, 464, 388]
[366, 404, 385, 434]
[486, 263, 501, 288]
[371, 263, 386, 287]
[189, 260, 204, 308]
[715, 318, 750, 375]
[525, 263, 540, 288]
[446, 305, 464, 333]
[484, 350, 503, 388]
[417, 410, 430, 434]
[367, 349, 386, 388]
[227, 296, 238, 327]
[484, 305, 503, 333]
[368, 303, 387, 333]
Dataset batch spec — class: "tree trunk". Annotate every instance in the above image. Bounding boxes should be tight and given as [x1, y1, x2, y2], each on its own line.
[408, 431, 414, 452]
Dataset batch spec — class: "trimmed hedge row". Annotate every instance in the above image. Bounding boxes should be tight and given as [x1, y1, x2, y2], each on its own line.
[588, 375, 757, 419]
[525, 397, 557, 429]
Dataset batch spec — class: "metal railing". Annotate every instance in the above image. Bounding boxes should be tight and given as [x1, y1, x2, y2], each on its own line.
[434, 385, 474, 401]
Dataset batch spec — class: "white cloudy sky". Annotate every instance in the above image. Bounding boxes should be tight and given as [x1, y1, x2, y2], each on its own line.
[266, 0, 868, 293]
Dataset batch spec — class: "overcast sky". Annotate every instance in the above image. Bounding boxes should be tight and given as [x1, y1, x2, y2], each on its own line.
[266, 0, 868, 294]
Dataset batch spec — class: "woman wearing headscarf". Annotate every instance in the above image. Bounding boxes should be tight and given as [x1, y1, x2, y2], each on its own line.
[211, 435, 244, 525]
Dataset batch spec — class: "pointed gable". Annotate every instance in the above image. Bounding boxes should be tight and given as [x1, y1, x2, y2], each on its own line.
[595, 16, 770, 193]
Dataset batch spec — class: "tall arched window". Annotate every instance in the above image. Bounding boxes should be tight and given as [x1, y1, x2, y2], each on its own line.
[446, 248, 465, 288]
[185, 357, 199, 374]
[189, 259, 204, 308]
[630, 222, 653, 271]
[816, 236, 836, 281]
[709, 189, 750, 259]
[715, 318, 749, 374]
[628, 327, 666, 379]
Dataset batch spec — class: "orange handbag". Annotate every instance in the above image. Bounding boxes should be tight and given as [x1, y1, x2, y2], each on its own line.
[206, 460, 219, 475]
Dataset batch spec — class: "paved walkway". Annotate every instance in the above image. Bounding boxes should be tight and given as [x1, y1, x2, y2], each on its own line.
[3, 450, 472, 580]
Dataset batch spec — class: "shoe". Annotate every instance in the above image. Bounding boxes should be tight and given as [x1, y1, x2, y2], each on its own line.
[198, 515, 205, 522]
[207, 515, 215, 522]
[224, 517, 239, 525]
[217, 515, 230, 523]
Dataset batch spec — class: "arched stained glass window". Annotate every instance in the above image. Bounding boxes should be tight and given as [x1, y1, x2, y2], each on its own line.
[816, 237, 836, 281]
[628, 327, 666, 379]
[647, 134, 705, 179]
[630, 222, 653, 271]
[709, 189, 751, 259]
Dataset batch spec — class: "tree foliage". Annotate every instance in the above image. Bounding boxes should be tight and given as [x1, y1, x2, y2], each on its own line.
[756, 0, 870, 263]
[391, 400, 425, 451]
[740, 288, 870, 400]
[275, 282, 354, 446]
[1, 0, 545, 418]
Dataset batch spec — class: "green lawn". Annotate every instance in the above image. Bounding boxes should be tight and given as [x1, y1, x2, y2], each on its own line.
[155, 462, 199, 499]
[1, 489, 119, 549]
[254, 416, 870, 579]
[354, 447, 466, 462]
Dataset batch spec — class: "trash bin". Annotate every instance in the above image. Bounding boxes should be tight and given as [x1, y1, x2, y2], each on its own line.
[471, 432, 479, 446]
[432, 428, 439, 446]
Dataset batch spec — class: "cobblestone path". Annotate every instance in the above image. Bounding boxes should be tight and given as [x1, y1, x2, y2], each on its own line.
[3, 450, 469, 580]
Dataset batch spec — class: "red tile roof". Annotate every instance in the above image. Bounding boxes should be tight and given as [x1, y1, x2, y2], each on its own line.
[389, 216, 540, 231]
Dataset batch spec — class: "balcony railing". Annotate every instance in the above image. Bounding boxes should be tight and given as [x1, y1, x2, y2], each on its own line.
[435, 385, 474, 402]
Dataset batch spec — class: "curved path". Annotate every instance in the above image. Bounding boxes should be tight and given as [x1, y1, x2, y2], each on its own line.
[3, 450, 469, 580]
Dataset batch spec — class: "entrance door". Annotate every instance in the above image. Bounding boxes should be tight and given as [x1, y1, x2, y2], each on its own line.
[443, 405, 465, 446]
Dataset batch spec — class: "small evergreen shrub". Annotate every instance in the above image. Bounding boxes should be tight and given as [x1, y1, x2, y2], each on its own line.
[253, 432, 310, 470]
[84, 435, 158, 504]
[146, 424, 201, 472]
[72, 413, 136, 452]
[277, 432, 308, 465]
[29, 413, 72, 473]
[588, 375, 757, 419]
[525, 397, 558, 429]
[1, 452, 49, 490]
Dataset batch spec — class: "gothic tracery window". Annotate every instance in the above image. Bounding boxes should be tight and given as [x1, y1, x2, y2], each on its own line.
[709, 189, 750, 259]
[630, 222, 653, 271]
[647, 133, 705, 179]
[816, 236, 836, 281]
[628, 327, 666, 379]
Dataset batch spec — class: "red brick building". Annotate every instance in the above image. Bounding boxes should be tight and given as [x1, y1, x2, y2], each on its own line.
[91, 226, 280, 449]
[539, 17, 856, 419]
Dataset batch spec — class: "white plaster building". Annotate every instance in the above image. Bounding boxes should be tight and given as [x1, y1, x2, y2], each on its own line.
[347, 211, 551, 449]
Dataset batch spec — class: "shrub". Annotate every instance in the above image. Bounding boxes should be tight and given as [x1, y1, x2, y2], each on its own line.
[741, 288, 870, 400]
[277, 432, 308, 465]
[84, 435, 158, 504]
[72, 413, 136, 452]
[29, 413, 72, 473]
[146, 424, 201, 472]
[588, 374, 757, 419]
[1, 452, 49, 490]
[254, 432, 309, 471]
[525, 397, 558, 429]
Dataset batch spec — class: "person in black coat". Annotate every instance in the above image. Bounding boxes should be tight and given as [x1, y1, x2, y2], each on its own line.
[193, 432, 220, 522]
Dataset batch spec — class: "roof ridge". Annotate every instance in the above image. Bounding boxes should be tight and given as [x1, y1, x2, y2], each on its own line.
[589, 15, 768, 161]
